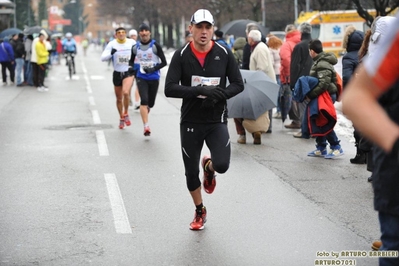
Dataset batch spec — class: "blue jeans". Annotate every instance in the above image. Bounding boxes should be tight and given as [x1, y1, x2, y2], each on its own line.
[24, 60, 33, 85]
[15, 58, 24, 85]
[379, 212, 399, 266]
[315, 93, 340, 148]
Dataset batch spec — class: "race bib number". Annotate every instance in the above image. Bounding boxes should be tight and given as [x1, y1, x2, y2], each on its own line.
[116, 54, 130, 65]
[140, 61, 155, 74]
[191, 75, 221, 98]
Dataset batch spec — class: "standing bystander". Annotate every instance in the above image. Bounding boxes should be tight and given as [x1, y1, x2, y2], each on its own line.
[307, 39, 343, 158]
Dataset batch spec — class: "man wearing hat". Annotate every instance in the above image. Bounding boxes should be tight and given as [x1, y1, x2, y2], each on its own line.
[128, 23, 167, 136]
[165, 9, 244, 230]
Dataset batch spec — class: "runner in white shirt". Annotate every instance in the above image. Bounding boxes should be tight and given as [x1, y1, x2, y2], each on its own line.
[101, 27, 136, 129]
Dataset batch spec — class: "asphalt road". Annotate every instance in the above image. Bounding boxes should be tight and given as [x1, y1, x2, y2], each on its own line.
[0, 45, 380, 266]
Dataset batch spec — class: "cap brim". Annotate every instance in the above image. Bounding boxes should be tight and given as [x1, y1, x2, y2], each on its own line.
[191, 20, 214, 25]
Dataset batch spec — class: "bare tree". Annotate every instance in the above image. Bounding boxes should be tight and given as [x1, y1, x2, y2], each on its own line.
[352, 0, 399, 26]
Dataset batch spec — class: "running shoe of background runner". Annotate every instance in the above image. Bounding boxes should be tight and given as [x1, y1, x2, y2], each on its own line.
[124, 114, 131, 126]
[144, 125, 151, 136]
[119, 119, 125, 129]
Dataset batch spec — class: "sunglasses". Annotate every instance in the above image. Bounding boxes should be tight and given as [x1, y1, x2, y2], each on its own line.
[116, 31, 126, 34]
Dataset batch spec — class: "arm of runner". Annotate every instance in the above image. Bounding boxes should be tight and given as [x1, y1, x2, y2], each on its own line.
[165, 51, 202, 99]
[100, 42, 113, 61]
[152, 42, 167, 71]
[128, 44, 136, 68]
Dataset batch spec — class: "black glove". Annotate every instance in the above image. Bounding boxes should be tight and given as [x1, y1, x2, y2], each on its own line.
[111, 48, 117, 55]
[127, 67, 135, 75]
[143, 67, 156, 74]
[200, 98, 217, 109]
[196, 85, 217, 97]
[211, 87, 227, 101]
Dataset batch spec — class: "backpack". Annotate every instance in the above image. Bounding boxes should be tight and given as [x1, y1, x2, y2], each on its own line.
[316, 65, 343, 102]
[331, 70, 343, 101]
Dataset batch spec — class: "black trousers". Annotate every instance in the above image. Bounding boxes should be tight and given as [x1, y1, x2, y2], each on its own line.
[1, 61, 14, 83]
[180, 122, 231, 191]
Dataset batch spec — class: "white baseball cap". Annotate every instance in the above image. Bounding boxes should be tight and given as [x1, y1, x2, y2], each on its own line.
[190, 9, 214, 25]
[129, 29, 137, 36]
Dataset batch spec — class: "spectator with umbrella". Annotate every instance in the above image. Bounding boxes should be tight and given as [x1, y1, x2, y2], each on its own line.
[233, 30, 277, 145]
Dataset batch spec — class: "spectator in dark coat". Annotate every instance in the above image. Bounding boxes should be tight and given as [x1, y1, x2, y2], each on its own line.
[342, 25, 365, 164]
[289, 22, 314, 138]
[342, 26, 364, 87]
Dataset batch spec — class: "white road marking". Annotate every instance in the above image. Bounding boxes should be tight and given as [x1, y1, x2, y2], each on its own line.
[91, 110, 101, 124]
[95, 130, 109, 156]
[90, 75, 105, 80]
[104, 173, 132, 234]
[88, 96, 95, 106]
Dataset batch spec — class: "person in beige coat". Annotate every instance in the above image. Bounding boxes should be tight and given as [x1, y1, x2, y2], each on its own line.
[234, 29, 276, 145]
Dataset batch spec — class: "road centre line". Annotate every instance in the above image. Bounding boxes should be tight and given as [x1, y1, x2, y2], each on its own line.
[104, 173, 132, 234]
[95, 130, 109, 156]
[88, 96, 95, 106]
[91, 110, 101, 124]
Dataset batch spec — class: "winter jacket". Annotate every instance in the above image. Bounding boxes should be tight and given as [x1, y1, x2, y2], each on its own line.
[308, 52, 338, 99]
[373, 80, 399, 216]
[279, 30, 301, 84]
[165, 41, 244, 124]
[36, 41, 49, 65]
[233, 37, 246, 68]
[249, 41, 276, 82]
[293, 76, 336, 137]
[342, 26, 364, 87]
[290, 32, 313, 89]
[11, 37, 25, 59]
[215, 38, 230, 49]
[269, 48, 281, 75]
[0, 41, 14, 62]
[24, 37, 32, 61]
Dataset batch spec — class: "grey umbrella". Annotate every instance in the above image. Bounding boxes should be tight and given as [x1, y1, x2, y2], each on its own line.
[23, 26, 52, 36]
[0, 28, 22, 39]
[219, 19, 269, 38]
[227, 70, 279, 120]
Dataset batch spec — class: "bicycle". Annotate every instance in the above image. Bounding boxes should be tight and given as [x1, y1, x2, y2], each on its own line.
[65, 53, 75, 79]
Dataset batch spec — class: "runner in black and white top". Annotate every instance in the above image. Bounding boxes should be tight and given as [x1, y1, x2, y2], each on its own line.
[164, 9, 244, 230]
[101, 27, 135, 129]
[128, 23, 167, 136]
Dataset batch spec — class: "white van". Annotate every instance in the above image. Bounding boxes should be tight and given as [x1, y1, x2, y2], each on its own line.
[295, 9, 378, 56]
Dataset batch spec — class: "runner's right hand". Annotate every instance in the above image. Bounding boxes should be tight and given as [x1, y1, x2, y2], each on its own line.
[111, 48, 117, 55]
[196, 85, 217, 97]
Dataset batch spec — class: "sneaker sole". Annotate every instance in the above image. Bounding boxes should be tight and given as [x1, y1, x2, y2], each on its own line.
[307, 154, 326, 157]
[325, 153, 344, 159]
